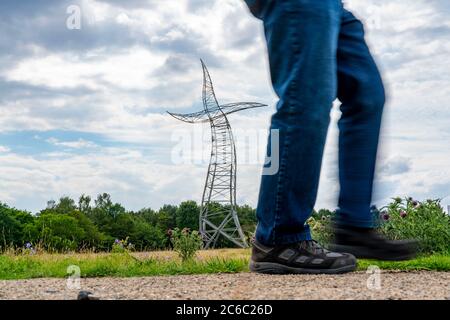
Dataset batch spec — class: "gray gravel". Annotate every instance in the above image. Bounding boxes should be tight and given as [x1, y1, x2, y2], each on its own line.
[1, 271, 449, 300]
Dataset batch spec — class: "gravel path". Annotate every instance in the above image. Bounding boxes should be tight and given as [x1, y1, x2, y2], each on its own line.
[1, 271, 449, 300]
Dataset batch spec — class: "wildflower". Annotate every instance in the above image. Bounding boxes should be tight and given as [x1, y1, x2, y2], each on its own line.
[182, 227, 190, 234]
[382, 213, 390, 221]
[114, 239, 120, 244]
[412, 200, 419, 207]
[25, 242, 36, 255]
[400, 210, 407, 218]
[167, 229, 173, 237]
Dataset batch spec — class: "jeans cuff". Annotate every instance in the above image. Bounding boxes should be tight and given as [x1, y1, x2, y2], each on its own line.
[256, 229, 312, 246]
[334, 217, 374, 229]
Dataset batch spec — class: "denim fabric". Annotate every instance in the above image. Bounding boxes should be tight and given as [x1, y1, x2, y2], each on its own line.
[245, 0, 386, 245]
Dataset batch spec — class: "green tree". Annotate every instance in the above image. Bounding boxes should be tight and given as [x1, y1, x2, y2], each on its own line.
[67, 210, 105, 249]
[0, 203, 27, 248]
[78, 194, 92, 215]
[94, 193, 125, 217]
[88, 193, 126, 238]
[108, 213, 135, 241]
[0, 195, 263, 252]
[156, 204, 177, 231]
[29, 213, 85, 251]
[39, 196, 77, 216]
[176, 201, 199, 230]
[137, 207, 158, 225]
[131, 217, 167, 250]
[236, 204, 257, 230]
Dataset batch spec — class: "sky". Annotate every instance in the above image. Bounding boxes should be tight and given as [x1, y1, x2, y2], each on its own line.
[0, 0, 449, 214]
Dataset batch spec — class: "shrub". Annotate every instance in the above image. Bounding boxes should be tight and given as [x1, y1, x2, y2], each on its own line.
[379, 197, 450, 254]
[26, 213, 85, 252]
[309, 210, 334, 245]
[169, 228, 203, 262]
[309, 198, 450, 255]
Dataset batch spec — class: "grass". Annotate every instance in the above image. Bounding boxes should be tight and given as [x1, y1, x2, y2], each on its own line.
[0, 249, 449, 280]
[357, 254, 450, 272]
[0, 249, 249, 280]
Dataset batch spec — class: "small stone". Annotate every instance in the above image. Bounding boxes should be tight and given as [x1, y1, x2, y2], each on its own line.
[45, 289, 58, 294]
[77, 291, 100, 300]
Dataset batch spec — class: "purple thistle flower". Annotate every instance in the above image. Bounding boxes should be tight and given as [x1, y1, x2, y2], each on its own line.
[114, 239, 120, 244]
[25, 242, 32, 249]
[400, 210, 407, 218]
[382, 213, 390, 221]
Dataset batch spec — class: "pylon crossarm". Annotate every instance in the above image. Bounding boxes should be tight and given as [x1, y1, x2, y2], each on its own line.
[167, 102, 267, 124]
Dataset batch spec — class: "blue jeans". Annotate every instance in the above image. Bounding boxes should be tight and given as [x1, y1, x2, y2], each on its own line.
[245, 0, 386, 245]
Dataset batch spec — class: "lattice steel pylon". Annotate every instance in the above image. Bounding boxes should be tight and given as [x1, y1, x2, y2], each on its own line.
[167, 60, 266, 248]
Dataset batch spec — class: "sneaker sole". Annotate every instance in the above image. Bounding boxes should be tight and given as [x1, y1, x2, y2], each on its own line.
[249, 260, 357, 275]
[328, 244, 416, 261]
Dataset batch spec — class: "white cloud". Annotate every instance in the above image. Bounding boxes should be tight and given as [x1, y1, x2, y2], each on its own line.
[0, 146, 206, 213]
[0, 0, 449, 212]
[6, 48, 165, 90]
[46, 137, 98, 149]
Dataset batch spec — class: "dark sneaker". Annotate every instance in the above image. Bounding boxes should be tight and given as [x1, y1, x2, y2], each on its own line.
[249, 239, 357, 274]
[330, 225, 418, 261]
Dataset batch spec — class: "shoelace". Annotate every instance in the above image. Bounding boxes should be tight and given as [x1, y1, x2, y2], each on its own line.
[298, 240, 329, 255]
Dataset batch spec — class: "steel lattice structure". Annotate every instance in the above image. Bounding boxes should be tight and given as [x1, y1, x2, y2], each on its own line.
[168, 60, 266, 248]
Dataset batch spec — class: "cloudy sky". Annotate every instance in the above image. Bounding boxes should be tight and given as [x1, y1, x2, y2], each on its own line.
[0, 0, 449, 214]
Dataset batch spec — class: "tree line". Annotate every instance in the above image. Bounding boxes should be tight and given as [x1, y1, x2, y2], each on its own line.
[0, 193, 258, 252]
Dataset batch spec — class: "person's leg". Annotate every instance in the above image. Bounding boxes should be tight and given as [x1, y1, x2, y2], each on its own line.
[331, 10, 417, 260]
[245, 0, 357, 274]
[254, 0, 343, 246]
[335, 9, 385, 228]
